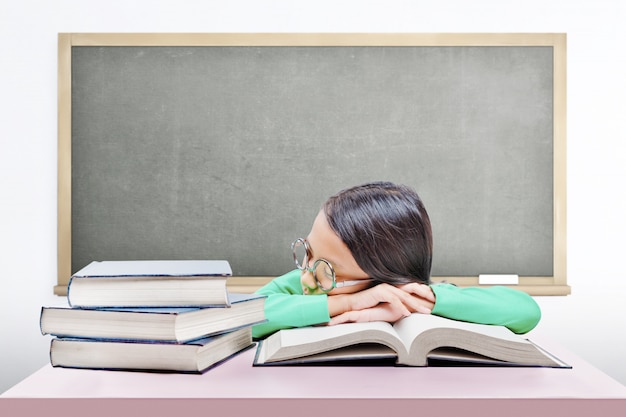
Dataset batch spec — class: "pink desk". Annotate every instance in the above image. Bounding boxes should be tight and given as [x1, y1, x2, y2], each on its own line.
[2, 337, 625, 417]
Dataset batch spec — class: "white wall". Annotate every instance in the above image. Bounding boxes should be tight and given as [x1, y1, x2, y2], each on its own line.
[1, 0, 625, 393]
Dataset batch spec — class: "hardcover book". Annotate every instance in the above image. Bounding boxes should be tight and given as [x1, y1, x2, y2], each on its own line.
[67, 260, 232, 307]
[41, 293, 266, 343]
[50, 327, 254, 374]
[254, 314, 570, 368]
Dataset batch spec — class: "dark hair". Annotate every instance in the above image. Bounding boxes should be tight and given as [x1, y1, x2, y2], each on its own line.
[322, 181, 433, 285]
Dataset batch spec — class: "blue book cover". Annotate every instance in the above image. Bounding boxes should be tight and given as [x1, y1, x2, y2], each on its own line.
[67, 260, 233, 307]
[41, 293, 266, 343]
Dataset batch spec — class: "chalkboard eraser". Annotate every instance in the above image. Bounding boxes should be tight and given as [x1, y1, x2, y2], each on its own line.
[479, 274, 519, 285]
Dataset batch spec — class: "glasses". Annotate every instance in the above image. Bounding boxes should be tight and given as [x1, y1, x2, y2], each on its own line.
[291, 238, 374, 293]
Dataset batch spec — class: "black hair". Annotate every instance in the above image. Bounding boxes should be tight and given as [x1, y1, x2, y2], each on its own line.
[322, 181, 433, 285]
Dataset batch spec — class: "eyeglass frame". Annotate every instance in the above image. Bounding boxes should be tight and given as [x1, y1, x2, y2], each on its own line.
[291, 237, 374, 293]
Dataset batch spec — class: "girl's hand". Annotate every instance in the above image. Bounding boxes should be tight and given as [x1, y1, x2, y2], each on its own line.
[329, 302, 408, 325]
[398, 282, 436, 312]
[327, 283, 435, 325]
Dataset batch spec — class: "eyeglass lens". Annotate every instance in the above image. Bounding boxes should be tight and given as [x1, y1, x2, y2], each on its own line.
[292, 238, 309, 270]
[292, 238, 336, 291]
[312, 259, 335, 291]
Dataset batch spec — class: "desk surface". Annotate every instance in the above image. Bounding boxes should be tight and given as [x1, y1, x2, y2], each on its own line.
[2, 336, 626, 416]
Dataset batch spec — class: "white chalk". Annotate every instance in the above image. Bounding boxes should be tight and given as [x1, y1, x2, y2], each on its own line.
[478, 274, 519, 285]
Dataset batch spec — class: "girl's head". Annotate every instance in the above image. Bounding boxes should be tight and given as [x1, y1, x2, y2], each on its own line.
[323, 181, 433, 286]
[299, 181, 433, 295]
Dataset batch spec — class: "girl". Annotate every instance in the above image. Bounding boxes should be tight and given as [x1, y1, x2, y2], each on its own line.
[252, 181, 541, 339]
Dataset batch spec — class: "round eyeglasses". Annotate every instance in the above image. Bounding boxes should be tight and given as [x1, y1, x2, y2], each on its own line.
[291, 238, 374, 293]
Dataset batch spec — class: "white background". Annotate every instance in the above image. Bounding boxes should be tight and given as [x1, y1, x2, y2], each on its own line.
[1, 0, 625, 393]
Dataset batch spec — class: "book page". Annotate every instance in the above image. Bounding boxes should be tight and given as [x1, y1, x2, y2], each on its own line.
[393, 314, 523, 346]
[392, 314, 565, 366]
[261, 321, 406, 363]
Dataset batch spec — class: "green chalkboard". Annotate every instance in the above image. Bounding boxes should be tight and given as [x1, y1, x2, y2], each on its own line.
[57, 33, 568, 295]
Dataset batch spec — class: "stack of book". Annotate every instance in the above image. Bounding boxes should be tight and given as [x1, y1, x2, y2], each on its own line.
[40, 260, 266, 374]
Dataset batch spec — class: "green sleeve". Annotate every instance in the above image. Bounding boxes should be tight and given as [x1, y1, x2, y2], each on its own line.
[252, 269, 331, 339]
[430, 284, 542, 334]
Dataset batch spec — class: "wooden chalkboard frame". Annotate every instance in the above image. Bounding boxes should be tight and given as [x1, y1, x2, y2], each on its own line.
[56, 33, 567, 296]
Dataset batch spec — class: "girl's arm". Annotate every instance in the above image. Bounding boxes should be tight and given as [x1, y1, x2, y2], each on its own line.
[252, 270, 330, 339]
[430, 283, 542, 334]
[252, 273, 426, 338]
[329, 283, 541, 334]
[252, 270, 542, 338]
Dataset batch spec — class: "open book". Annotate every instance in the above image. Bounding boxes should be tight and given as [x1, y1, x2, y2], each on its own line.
[254, 314, 569, 368]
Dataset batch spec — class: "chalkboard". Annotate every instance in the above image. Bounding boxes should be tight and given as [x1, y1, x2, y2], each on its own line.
[57, 33, 568, 295]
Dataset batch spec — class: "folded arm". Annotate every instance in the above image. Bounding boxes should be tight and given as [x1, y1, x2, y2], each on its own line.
[430, 283, 542, 334]
[252, 270, 330, 339]
[252, 270, 542, 339]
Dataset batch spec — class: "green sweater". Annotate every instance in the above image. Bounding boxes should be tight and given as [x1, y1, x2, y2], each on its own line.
[252, 269, 541, 339]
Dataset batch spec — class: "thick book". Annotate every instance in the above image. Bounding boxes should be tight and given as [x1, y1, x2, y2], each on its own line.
[253, 314, 570, 368]
[49, 327, 254, 374]
[41, 293, 266, 343]
[67, 260, 232, 307]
